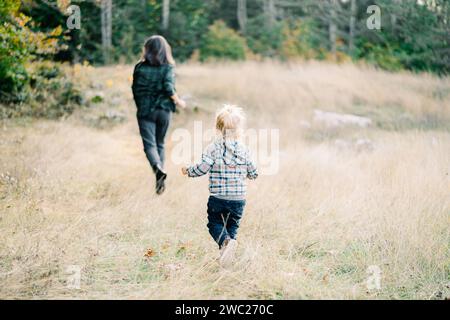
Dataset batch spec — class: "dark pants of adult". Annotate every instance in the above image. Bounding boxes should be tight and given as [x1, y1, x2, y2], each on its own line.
[137, 109, 171, 172]
[207, 196, 246, 248]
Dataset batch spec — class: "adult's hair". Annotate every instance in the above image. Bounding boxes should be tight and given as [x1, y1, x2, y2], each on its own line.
[142, 35, 175, 66]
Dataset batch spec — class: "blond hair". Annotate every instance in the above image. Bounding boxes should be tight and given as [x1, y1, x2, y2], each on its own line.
[215, 104, 246, 139]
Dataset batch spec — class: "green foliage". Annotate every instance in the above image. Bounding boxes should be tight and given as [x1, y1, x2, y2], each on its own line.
[1, 62, 83, 119]
[74, 0, 209, 64]
[0, 0, 31, 103]
[357, 0, 449, 73]
[0, 0, 20, 18]
[19, 0, 448, 74]
[0, 2, 82, 118]
[359, 43, 403, 72]
[245, 17, 321, 61]
[0, 0, 62, 103]
[28, 78, 83, 118]
[165, 0, 211, 61]
[76, 1, 102, 63]
[245, 16, 284, 58]
[200, 20, 247, 61]
[0, 20, 30, 103]
[109, 0, 161, 63]
[91, 95, 104, 104]
[279, 19, 318, 60]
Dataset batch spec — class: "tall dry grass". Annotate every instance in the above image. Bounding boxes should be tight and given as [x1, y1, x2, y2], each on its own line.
[0, 62, 449, 299]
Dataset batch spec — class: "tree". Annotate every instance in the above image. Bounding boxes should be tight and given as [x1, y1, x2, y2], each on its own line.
[237, 0, 248, 33]
[162, 0, 170, 30]
[328, 0, 338, 59]
[263, 0, 276, 26]
[349, 0, 356, 56]
[9, 0, 450, 73]
[200, 20, 247, 61]
[165, 0, 211, 61]
[101, 0, 112, 64]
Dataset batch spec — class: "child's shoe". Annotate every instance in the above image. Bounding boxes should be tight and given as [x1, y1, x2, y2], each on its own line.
[219, 238, 237, 267]
[219, 237, 230, 257]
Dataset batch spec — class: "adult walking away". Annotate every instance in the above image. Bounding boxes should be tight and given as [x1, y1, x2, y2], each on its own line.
[132, 35, 186, 194]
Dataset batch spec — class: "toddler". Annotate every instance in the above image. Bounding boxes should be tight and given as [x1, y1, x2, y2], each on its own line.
[182, 105, 258, 266]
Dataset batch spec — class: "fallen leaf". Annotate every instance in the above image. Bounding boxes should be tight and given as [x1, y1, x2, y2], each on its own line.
[144, 248, 155, 258]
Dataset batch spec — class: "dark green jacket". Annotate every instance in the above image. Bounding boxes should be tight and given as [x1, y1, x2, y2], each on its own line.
[132, 61, 176, 118]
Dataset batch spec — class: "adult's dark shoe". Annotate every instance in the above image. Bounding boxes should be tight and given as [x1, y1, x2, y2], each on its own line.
[154, 166, 167, 195]
[156, 179, 166, 195]
[155, 166, 167, 180]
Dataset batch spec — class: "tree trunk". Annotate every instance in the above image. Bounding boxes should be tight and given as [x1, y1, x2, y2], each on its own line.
[162, 0, 170, 31]
[237, 0, 248, 34]
[349, 0, 356, 55]
[329, 0, 337, 60]
[390, 0, 402, 30]
[264, 0, 276, 26]
[101, 0, 112, 64]
[445, 0, 449, 26]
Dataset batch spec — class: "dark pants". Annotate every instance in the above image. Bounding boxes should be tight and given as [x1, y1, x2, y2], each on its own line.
[207, 196, 246, 248]
[137, 109, 171, 172]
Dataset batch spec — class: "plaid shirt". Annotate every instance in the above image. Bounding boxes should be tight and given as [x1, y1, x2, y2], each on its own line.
[187, 139, 258, 200]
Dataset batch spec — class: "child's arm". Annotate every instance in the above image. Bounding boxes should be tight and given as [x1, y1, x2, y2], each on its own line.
[246, 150, 258, 180]
[182, 144, 215, 177]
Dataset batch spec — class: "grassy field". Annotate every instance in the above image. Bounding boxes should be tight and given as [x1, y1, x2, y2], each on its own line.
[0, 61, 449, 299]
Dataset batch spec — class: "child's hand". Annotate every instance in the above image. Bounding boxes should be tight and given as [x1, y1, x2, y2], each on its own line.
[181, 167, 188, 175]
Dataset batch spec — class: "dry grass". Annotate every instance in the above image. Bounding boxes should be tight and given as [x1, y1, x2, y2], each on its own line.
[0, 61, 449, 299]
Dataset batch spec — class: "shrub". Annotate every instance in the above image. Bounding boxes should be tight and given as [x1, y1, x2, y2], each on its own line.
[358, 43, 403, 72]
[246, 18, 319, 61]
[0, 13, 30, 103]
[199, 20, 247, 62]
[280, 19, 318, 61]
[0, 1, 81, 118]
[28, 62, 83, 118]
[1, 4, 61, 102]
[245, 16, 284, 58]
[1, 62, 84, 119]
